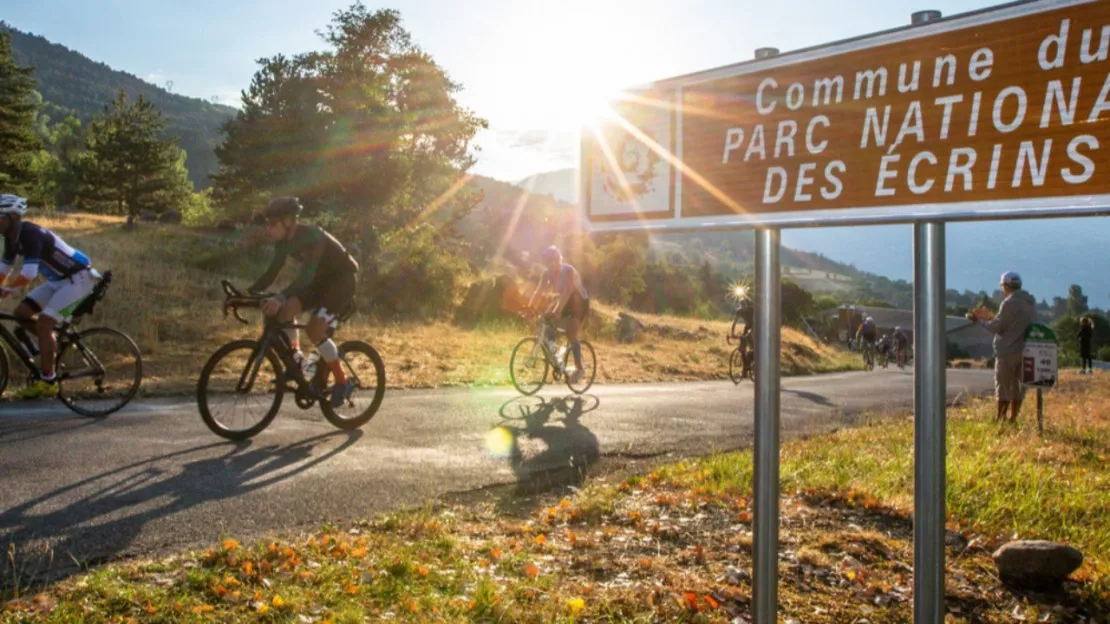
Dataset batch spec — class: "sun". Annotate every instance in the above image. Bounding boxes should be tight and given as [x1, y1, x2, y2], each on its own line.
[551, 89, 616, 133]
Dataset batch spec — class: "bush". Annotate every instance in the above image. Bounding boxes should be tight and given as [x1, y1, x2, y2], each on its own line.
[1098, 345, 1110, 362]
[182, 190, 221, 227]
[372, 225, 470, 319]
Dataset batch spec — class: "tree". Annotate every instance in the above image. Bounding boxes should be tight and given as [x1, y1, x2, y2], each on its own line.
[0, 31, 41, 193]
[596, 237, 647, 307]
[212, 4, 486, 244]
[1066, 284, 1089, 317]
[83, 91, 192, 224]
[976, 293, 994, 313]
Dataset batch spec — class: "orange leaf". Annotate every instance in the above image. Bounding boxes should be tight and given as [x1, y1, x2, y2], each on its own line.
[683, 592, 699, 610]
[559, 498, 572, 509]
[524, 562, 540, 579]
[350, 547, 367, 559]
[417, 565, 429, 578]
[345, 584, 359, 595]
[704, 595, 720, 609]
[490, 548, 502, 560]
[222, 538, 239, 552]
[534, 534, 547, 546]
[192, 604, 214, 614]
[144, 602, 156, 615]
[241, 561, 254, 576]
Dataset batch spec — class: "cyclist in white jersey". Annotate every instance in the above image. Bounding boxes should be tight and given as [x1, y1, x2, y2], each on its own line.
[0, 194, 99, 398]
[528, 246, 590, 383]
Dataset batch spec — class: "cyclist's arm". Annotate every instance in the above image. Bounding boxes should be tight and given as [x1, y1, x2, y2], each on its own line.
[249, 246, 287, 294]
[527, 270, 550, 310]
[2, 232, 40, 289]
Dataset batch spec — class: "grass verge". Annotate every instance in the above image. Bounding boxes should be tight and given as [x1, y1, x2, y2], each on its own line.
[5, 375, 1107, 623]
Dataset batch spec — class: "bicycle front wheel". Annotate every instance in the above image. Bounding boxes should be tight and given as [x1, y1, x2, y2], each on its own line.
[56, 327, 143, 417]
[510, 337, 549, 395]
[196, 340, 284, 440]
[565, 340, 596, 394]
[320, 340, 386, 430]
[728, 348, 744, 384]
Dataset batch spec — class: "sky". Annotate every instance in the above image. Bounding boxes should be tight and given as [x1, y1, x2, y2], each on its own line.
[5, 0, 1000, 183]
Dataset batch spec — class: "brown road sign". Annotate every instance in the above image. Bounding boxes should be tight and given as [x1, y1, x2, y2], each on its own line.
[581, 0, 1110, 232]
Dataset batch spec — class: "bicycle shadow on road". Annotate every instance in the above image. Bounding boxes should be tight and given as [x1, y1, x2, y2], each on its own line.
[0, 429, 363, 591]
[486, 394, 600, 510]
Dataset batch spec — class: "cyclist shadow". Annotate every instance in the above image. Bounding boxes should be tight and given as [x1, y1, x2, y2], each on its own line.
[487, 394, 601, 507]
[0, 429, 362, 590]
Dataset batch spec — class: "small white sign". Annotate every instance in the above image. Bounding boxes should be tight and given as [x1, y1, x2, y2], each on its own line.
[1023, 323, 1058, 388]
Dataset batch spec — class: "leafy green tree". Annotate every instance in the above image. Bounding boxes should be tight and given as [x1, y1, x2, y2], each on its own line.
[212, 5, 486, 241]
[0, 31, 40, 193]
[596, 237, 647, 307]
[84, 90, 192, 224]
[1067, 284, 1089, 317]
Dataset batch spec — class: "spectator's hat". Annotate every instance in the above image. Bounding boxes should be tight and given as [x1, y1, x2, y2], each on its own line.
[1000, 271, 1022, 288]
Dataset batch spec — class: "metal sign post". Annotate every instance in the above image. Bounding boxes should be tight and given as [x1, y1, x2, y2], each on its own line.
[913, 221, 946, 624]
[753, 228, 782, 624]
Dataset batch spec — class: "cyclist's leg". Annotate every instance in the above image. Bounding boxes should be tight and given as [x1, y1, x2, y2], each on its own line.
[565, 295, 588, 371]
[276, 296, 304, 353]
[27, 274, 94, 378]
[311, 273, 357, 403]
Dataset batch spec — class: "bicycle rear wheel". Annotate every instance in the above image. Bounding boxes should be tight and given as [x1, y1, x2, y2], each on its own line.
[510, 337, 549, 395]
[319, 340, 386, 430]
[56, 327, 143, 417]
[196, 340, 284, 440]
[565, 340, 596, 394]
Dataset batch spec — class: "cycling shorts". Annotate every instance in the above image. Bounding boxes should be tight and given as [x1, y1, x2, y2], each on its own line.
[24, 270, 96, 323]
[294, 272, 357, 325]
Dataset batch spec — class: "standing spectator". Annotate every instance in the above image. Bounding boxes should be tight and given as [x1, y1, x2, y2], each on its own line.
[967, 272, 1036, 423]
[1078, 316, 1094, 375]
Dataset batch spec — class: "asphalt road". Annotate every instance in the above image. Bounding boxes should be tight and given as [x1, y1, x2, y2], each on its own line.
[0, 368, 992, 585]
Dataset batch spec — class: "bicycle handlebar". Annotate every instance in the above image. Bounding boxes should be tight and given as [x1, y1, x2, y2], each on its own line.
[220, 280, 274, 325]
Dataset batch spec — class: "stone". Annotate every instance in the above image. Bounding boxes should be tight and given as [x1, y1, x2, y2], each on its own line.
[992, 540, 1083, 589]
[159, 209, 183, 224]
[617, 312, 644, 344]
[139, 210, 159, 222]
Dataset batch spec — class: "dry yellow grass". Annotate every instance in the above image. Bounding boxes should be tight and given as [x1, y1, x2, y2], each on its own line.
[0, 214, 858, 395]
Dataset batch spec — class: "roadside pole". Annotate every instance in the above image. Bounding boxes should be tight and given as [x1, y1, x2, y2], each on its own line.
[753, 227, 781, 624]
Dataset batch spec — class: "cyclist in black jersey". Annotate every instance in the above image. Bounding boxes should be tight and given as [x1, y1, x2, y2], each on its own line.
[250, 197, 360, 407]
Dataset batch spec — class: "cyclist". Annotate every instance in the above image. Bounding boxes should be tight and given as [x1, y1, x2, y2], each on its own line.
[875, 333, 892, 367]
[892, 325, 910, 366]
[250, 197, 360, 407]
[527, 245, 590, 383]
[731, 296, 754, 343]
[0, 194, 99, 399]
[856, 316, 877, 363]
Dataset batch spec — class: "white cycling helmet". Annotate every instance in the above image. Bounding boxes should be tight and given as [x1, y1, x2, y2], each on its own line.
[0, 194, 28, 217]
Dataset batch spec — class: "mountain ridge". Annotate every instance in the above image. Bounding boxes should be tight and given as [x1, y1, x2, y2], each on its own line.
[4, 22, 236, 188]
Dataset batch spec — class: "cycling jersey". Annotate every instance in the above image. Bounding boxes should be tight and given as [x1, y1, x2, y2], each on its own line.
[1, 221, 91, 282]
[540, 264, 588, 300]
[250, 225, 359, 299]
[893, 330, 909, 347]
[858, 321, 877, 341]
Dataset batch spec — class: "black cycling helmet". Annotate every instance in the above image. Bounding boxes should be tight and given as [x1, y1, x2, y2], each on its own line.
[264, 196, 303, 220]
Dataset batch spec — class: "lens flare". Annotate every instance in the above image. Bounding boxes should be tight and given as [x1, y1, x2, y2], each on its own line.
[484, 426, 516, 458]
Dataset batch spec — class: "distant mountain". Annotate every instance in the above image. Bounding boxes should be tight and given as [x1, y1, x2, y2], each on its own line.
[515, 169, 576, 204]
[4, 23, 236, 188]
[514, 168, 1109, 309]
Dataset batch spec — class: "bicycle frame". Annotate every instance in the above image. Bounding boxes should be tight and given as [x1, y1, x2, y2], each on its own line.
[0, 312, 105, 382]
[529, 319, 564, 373]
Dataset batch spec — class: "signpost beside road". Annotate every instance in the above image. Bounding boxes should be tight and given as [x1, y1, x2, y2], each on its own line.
[578, 1, 1110, 622]
[1023, 323, 1059, 436]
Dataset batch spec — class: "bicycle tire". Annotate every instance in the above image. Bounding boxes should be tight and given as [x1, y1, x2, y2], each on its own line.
[0, 344, 9, 398]
[565, 340, 596, 394]
[56, 327, 143, 418]
[510, 337, 549, 395]
[197, 340, 284, 440]
[319, 340, 386, 430]
[728, 348, 744, 384]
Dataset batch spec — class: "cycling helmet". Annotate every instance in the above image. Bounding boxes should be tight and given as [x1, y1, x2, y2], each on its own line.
[894, 326, 901, 332]
[263, 196, 303, 220]
[540, 245, 562, 263]
[0, 194, 28, 217]
[866, 316, 874, 323]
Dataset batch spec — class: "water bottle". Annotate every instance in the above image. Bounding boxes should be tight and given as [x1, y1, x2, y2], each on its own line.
[14, 326, 38, 356]
[555, 344, 567, 363]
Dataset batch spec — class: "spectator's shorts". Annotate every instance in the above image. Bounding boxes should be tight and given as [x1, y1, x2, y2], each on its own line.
[994, 352, 1025, 402]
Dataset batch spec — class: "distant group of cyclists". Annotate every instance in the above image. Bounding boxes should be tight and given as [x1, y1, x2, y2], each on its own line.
[855, 315, 910, 369]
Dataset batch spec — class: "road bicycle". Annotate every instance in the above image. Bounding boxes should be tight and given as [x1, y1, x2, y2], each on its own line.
[509, 313, 596, 395]
[195, 280, 386, 440]
[860, 339, 875, 371]
[0, 270, 142, 417]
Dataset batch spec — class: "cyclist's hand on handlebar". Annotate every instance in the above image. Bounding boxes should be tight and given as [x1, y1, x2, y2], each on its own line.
[0, 286, 11, 299]
[261, 297, 283, 317]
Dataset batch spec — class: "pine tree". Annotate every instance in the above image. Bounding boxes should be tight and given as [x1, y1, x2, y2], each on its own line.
[0, 31, 41, 193]
[84, 91, 192, 224]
